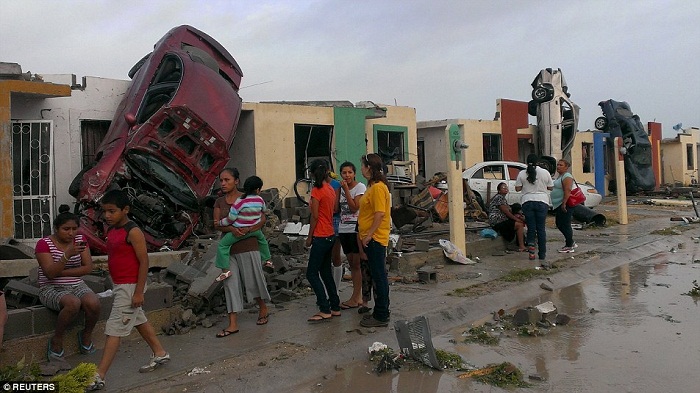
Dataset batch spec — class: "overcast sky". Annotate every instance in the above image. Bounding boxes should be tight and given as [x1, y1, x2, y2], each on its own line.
[1, 0, 698, 137]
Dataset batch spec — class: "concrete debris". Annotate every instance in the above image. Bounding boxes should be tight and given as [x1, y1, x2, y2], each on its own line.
[511, 302, 570, 328]
[187, 367, 211, 376]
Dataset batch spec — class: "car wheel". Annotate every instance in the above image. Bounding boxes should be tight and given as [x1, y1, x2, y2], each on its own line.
[594, 116, 608, 130]
[528, 100, 538, 117]
[532, 86, 553, 103]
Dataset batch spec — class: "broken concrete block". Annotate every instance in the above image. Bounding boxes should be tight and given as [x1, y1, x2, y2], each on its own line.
[284, 222, 303, 234]
[271, 255, 289, 273]
[143, 282, 174, 311]
[272, 273, 301, 290]
[4, 308, 32, 340]
[271, 288, 299, 302]
[555, 314, 571, 326]
[29, 305, 60, 335]
[513, 307, 542, 326]
[535, 301, 558, 323]
[177, 266, 207, 284]
[289, 238, 306, 256]
[82, 274, 109, 293]
[414, 239, 430, 252]
[187, 264, 223, 302]
[296, 206, 310, 219]
[416, 267, 438, 283]
[539, 282, 554, 291]
[3, 279, 40, 308]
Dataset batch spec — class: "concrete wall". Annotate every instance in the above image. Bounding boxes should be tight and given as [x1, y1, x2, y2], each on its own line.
[0, 79, 72, 240]
[661, 128, 700, 186]
[236, 102, 417, 194]
[10, 75, 130, 209]
[570, 131, 595, 185]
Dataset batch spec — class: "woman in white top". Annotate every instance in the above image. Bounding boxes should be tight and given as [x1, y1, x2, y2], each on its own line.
[515, 154, 554, 263]
[337, 161, 367, 309]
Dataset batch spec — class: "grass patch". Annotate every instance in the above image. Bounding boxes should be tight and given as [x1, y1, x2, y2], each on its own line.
[652, 226, 693, 235]
[463, 325, 500, 345]
[461, 362, 532, 388]
[435, 349, 468, 370]
[683, 280, 700, 297]
[501, 268, 552, 282]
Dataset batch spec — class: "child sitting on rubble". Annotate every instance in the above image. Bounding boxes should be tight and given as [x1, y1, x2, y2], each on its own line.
[214, 175, 271, 282]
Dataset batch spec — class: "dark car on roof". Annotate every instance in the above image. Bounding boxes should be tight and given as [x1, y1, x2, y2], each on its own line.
[70, 25, 243, 253]
[594, 99, 655, 193]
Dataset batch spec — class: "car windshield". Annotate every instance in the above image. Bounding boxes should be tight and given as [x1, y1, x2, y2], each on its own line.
[125, 151, 197, 208]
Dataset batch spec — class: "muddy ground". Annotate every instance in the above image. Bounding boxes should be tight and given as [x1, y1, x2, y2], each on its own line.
[64, 201, 700, 392]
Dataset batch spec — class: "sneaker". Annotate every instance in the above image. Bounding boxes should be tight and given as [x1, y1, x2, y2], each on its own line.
[139, 352, 170, 373]
[558, 246, 575, 253]
[86, 373, 105, 391]
[360, 316, 389, 328]
[572, 243, 579, 249]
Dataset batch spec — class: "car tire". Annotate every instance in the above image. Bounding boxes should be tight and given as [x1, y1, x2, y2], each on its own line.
[528, 100, 538, 117]
[532, 85, 553, 103]
[594, 116, 608, 130]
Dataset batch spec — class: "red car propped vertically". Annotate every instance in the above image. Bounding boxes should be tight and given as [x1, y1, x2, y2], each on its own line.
[71, 25, 243, 253]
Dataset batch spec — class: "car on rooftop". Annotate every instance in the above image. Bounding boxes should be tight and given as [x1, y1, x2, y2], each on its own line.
[70, 25, 243, 253]
[594, 99, 655, 193]
[462, 161, 602, 209]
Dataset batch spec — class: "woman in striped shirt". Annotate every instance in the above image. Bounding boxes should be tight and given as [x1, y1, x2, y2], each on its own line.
[36, 205, 100, 360]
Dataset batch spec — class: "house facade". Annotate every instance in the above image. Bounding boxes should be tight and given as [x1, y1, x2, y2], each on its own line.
[660, 127, 700, 186]
[230, 101, 417, 195]
[418, 98, 665, 196]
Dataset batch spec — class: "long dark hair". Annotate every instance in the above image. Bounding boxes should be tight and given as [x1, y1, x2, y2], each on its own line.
[361, 153, 388, 186]
[309, 159, 328, 189]
[54, 204, 79, 229]
[242, 176, 263, 198]
[219, 167, 240, 181]
[526, 154, 539, 184]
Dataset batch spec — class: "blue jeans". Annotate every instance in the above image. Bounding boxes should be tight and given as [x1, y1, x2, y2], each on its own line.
[523, 201, 549, 260]
[306, 236, 340, 313]
[364, 239, 390, 321]
[555, 205, 574, 247]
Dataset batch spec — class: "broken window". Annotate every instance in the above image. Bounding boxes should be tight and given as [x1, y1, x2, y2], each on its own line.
[482, 134, 502, 161]
[294, 124, 333, 180]
[376, 130, 405, 167]
[472, 164, 505, 180]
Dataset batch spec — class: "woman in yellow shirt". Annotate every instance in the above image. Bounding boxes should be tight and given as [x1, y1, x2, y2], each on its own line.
[357, 153, 392, 327]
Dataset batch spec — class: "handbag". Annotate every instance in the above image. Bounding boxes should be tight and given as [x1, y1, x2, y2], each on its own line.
[566, 178, 586, 207]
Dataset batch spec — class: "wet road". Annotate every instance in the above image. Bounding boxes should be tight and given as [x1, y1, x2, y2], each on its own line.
[312, 249, 700, 392]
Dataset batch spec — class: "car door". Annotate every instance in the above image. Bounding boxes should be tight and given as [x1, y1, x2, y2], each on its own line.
[506, 164, 526, 205]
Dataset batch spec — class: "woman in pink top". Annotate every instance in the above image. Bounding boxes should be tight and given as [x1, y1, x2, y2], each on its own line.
[36, 205, 100, 360]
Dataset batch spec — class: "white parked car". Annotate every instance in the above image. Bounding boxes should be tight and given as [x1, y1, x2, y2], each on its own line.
[462, 161, 602, 209]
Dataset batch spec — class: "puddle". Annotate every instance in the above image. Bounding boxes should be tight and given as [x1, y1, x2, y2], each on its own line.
[309, 254, 700, 392]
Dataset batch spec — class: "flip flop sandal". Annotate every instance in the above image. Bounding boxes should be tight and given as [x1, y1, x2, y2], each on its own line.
[215, 271, 232, 282]
[340, 302, 359, 309]
[47, 339, 64, 361]
[256, 314, 269, 325]
[216, 329, 239, 338]
[78, 330, 96, 354]
[307, 313, 332, 322]
[331, 311, 341, 317]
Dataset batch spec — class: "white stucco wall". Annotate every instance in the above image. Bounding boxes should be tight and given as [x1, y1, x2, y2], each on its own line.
[10, 75, 130, 208]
